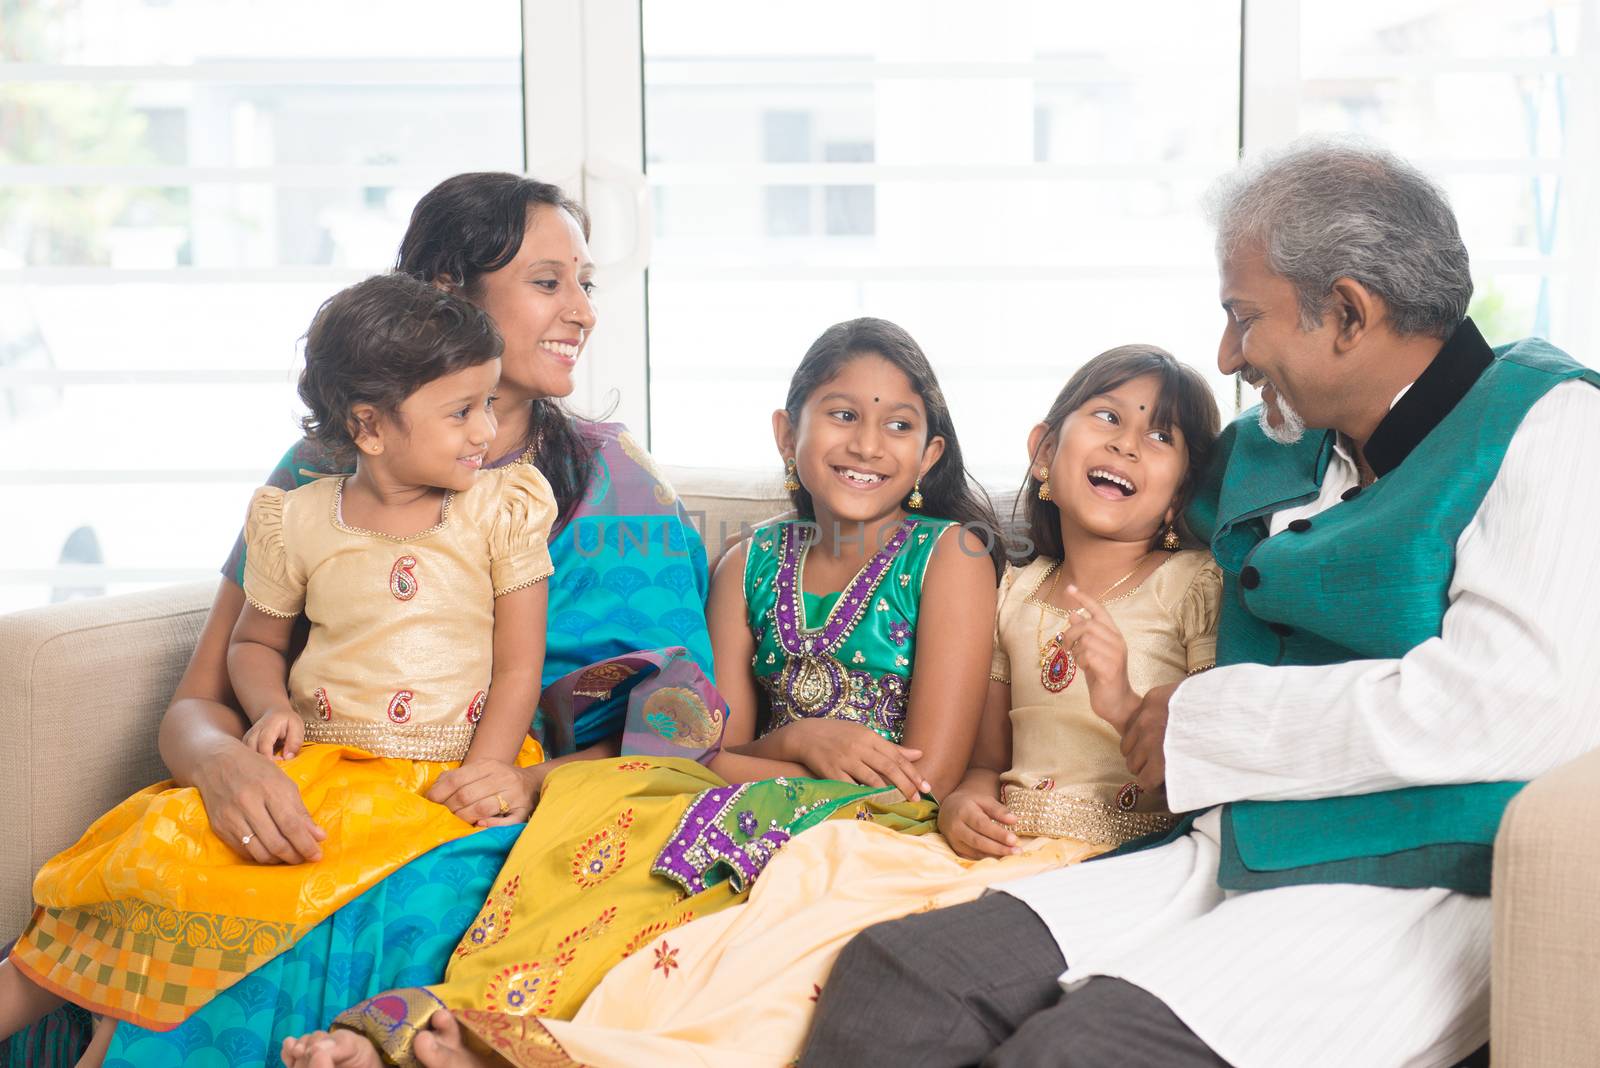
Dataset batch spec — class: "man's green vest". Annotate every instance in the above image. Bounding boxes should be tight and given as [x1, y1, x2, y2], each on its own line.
[1184, 324, 1598, 895]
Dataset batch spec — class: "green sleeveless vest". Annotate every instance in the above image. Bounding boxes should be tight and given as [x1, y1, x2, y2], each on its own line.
[744, 517, 953, 743]
[1185, 335, 1599, 894]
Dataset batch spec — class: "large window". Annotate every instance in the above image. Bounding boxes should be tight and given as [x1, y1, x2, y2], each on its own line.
[7, 0, 1598, 611]
[639, 2, 1245, 481]
[1, 0, 524, 612]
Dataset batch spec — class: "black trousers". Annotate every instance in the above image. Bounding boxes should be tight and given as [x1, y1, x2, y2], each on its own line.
[799, 893, 1227, 1067]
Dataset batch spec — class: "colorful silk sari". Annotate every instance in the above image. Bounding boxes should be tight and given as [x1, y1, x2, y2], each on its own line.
[335, 758, 934, 1066]
[329, 517, 953, 1066]
[1, 420, 717, 1067]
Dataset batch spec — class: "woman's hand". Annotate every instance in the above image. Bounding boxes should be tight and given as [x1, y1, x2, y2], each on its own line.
[938, 786, 1020, 860]
[428, 759, 543, 827]
[241, 707, 303, 760]
[1059, 585, 1140, 728]
[772, 718, 929, 802]
[191, 740, 326, 865]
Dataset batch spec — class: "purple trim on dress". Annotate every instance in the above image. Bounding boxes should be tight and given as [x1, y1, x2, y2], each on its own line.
[762, 520, 916, 728]
[652, 785, 793, 896]
[771, 519, 915, 658]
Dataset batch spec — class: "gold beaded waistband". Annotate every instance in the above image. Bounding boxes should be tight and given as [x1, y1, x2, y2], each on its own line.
[1002, 785, 1176, 848]
[301, 720, 475, 762]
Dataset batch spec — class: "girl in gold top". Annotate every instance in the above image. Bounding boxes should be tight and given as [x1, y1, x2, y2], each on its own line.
[941, 344, 1222, 858]
[2, 274, 554, 1045]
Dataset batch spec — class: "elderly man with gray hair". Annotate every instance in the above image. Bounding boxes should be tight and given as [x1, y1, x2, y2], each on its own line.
[801, 141, 1600, 1067]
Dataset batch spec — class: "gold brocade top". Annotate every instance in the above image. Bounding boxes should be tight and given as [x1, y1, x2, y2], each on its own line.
[991, 549, 1221, 846]
[241, 463, 557, 761]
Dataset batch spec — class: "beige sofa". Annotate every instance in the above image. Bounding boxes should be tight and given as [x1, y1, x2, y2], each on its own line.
[3, 468, 1596, 1065]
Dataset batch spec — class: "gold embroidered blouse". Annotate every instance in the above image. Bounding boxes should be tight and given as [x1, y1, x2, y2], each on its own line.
[990, 549, 1220, 846]
[241, 463, 557, 761]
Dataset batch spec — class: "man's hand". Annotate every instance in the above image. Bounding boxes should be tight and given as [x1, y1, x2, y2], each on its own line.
[1098, 681, 1178, 792]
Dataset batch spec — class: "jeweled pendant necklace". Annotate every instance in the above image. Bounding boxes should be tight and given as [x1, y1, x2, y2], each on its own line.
[1035, 556, 1147, 693]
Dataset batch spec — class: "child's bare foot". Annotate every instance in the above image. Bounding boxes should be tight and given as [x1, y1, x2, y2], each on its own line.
[280, 1029, 383, 1068]
[415, 1009, 493, 1068]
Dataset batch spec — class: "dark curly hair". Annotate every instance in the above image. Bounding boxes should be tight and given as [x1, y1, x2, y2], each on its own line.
[1017, 344, 1220, 565]
[782, 317, 1005, 581]
[298, 273, 503, 462]
[396, 172, 597, 530]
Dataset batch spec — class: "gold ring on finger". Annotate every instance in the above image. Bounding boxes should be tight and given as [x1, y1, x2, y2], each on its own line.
[495, 793, 510, 816]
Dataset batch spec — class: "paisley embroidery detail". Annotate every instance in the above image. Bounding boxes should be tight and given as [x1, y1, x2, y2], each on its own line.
[455, 876, 520, 959]
[572, 662, 633, 701]
[387, 690, 414, 724]
[313, 687, 333, 722]
[1034, 778, 1055, 792]
[481, 908, 616, 1017]
[571, 809, 635, 889]
[465, 690, 487, 724]
[640, 686, 724, 749]
[1117, 781, 1142, 811]
[389, 555, 418, 601]
[484, 957, 565, 1017]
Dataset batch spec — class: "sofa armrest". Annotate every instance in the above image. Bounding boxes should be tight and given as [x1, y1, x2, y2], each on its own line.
[0, 580, 215, 938]
[1492, 746, 1600, 1067]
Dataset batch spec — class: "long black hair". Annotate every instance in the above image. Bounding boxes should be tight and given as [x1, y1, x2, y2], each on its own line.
[783, 318, 1005, 580]
[395, 172, 595, 531]
[1018, 344, 1220, 565]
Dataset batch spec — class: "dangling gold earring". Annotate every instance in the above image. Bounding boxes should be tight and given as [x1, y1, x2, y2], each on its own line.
[782, 457, 800, 494]
[907, 478, 924, 511]
[1162, 525, 1181, 550]
[1036, 468, 1052, 502]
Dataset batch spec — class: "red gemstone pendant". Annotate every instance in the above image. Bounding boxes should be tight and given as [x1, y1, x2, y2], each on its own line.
[1040, 641, 1077, 692]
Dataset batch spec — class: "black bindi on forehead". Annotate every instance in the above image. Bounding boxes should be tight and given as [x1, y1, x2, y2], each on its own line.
[1140, 404, 1147, 411]
[873, 396, 880, 403]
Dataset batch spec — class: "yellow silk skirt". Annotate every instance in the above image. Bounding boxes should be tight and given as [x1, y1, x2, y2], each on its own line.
[336, 756, 936, 1067]
[493, 822, 1099, 1067]
[11, 737, 542, 1030]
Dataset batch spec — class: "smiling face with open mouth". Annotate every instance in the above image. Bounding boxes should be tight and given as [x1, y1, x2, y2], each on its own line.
[1037, 372, 1188, 546]
[470, 203, 597, 405]
[775, 352, 945, 528]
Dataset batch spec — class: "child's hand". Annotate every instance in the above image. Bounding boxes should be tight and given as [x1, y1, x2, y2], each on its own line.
[242, 708, 304, 761]
[775, 718, 930, 802]
[938, 787, 1020, 860]
[1059, 585, 1140, 730]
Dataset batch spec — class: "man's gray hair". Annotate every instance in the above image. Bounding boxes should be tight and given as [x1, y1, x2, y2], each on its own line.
[1206, 139, 1472, 339]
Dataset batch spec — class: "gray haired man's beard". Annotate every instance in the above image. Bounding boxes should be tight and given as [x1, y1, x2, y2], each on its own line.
[1258, 392, 1306, 445]
[1239, 372, 1307, 445]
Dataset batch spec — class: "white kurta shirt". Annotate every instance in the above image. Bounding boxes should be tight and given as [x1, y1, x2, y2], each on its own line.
[998, 380, 1600, 1068]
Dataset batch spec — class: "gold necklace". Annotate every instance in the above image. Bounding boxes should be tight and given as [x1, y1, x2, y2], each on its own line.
[1035, 556, 1147, 693]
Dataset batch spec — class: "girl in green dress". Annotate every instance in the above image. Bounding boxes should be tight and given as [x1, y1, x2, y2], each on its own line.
[287, 317, 1002, 1068]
